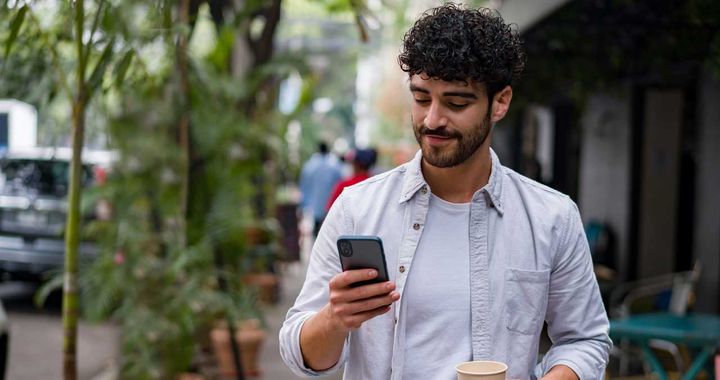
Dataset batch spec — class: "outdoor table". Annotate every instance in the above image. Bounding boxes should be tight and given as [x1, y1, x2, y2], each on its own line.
[609, 313, 720, 380]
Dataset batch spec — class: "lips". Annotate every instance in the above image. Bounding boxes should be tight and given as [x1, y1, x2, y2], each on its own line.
[423, 134, 455, 146]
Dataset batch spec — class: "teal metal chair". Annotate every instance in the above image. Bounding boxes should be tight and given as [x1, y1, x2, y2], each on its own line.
[608, 261, 702, 377]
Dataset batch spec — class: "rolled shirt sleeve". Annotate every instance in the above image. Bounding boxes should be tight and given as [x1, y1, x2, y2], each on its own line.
[279, 192, 351, 377]
[535, 199, 612, 380]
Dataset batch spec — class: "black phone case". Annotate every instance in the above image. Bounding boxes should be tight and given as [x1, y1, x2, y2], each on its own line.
[337, 235, 390, 287]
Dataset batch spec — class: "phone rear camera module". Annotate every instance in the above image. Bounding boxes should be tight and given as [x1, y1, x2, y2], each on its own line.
[339, 241, 353, 257]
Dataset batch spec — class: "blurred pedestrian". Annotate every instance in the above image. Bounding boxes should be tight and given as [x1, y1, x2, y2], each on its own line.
[325, 148, 377, 211]
[298, 142, 342, 237]
[281, 4, 610, 380]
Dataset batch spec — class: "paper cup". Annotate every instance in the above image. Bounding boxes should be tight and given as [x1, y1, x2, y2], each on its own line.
[456, 360, 507, 380]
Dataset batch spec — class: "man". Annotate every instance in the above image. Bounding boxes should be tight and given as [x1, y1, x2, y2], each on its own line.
[281, 4, 611, 380]
[299, 142, 343, 236]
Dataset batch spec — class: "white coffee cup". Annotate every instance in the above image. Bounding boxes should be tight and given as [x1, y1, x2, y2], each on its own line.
[456, 360, 507, 380]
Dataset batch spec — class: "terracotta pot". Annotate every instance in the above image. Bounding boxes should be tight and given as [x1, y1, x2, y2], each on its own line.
[210, 319, 266, 377]
[242, 273, 279, 304]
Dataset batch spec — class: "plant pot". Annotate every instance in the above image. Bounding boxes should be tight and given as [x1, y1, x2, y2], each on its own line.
[210, 319, 266, 378]
[242, 272, 279, 304]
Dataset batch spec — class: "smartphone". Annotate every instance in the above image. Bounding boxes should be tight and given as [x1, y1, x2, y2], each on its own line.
[337, 235, 390, 287]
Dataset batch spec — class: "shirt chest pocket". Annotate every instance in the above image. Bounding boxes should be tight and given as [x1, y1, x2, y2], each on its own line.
[504, 268, 550, 335]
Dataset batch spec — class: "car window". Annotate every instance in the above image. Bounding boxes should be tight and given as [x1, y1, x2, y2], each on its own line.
[0, 159, 93, 197]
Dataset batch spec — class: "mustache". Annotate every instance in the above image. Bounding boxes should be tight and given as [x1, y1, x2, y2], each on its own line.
[417, 126, 460, 139]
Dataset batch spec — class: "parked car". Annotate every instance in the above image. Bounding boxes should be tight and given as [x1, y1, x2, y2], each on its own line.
[0, 147, 115, 282]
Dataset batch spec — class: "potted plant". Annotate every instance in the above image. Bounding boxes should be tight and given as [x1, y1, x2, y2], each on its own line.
[210, 318, 266, 378]
[77, 14, 284, 378]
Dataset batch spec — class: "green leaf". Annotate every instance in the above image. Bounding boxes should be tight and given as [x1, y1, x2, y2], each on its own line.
[4, 5, 28, 60]
[34, 272, 64, 308]
[114, 48, 134, 87]
[87, 36, 116, 95]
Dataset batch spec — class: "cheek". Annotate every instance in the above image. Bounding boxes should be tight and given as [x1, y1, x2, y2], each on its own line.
[409, 105, 423, 119]
[410, 110, 424, 127]
[455, 113, 480, 129]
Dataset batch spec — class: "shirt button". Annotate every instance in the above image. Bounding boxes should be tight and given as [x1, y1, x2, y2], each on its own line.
[420, 186, 428, 194]
[412, 223, 420, 230]
[399, 265, 406, 273]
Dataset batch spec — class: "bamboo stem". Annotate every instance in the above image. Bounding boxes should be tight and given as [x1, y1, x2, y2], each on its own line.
[177, 0, 191, 244]
[63, 1, 86, 379]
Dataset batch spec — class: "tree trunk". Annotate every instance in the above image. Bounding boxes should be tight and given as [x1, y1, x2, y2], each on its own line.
[178, 0, 191, 244]
[64, 1, 86, 379]
[64, 91, 86, 380]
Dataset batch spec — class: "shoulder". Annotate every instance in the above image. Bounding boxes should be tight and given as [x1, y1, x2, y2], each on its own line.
[500, 166, 578, 232]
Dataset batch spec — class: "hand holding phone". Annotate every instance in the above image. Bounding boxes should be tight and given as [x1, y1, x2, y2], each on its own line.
[323, 236, 399, 331]
[337, 236, 390, 287]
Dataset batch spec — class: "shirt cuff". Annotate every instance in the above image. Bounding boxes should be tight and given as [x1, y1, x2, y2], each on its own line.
[280, 312, 347, 377]
[538, 359, 584, 379]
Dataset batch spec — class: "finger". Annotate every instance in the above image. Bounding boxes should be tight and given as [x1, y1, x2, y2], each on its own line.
[344, 291, 400, 315]
[330, 281, 395, 304]
[345, 305, 392, 329]
[347, 281, 395, 300]
[329, 269, 378, 289]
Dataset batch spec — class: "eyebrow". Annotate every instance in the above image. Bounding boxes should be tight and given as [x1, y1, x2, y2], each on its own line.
[409, 84, 478, 99]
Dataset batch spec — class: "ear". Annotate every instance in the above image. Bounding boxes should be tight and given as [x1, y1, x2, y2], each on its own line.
[490, 85, 513, 123]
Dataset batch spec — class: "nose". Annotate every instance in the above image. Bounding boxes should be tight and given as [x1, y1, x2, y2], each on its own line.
[423, 102, 447, 130]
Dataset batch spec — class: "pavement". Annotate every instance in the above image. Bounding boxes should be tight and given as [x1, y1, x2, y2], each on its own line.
[0, 281, 119, 380]
[7, 310, 119, 380]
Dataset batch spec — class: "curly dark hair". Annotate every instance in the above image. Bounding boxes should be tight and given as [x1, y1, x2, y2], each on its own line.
[398, 3, 525, 100]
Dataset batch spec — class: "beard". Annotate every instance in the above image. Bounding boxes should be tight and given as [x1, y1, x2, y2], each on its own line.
[413, 111, 492, 168]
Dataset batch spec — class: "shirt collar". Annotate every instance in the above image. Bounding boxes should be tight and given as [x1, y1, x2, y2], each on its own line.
[398, 150, 426, 204]
[398, 148, 505, 215]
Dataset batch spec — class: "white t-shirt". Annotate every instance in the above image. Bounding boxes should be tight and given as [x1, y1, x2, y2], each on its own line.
[401, 193, 471, 379]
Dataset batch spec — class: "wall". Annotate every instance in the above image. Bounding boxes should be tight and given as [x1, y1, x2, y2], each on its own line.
[578, 91, 631, 281]
[638, 89, 684, 278]
[694, 70, 720, 313]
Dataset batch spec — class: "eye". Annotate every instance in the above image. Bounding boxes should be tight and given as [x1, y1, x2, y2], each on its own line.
[448, 102, 468, 110]
[414, 98, 430, 105]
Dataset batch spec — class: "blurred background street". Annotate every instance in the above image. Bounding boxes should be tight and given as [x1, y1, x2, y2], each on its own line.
[0, 0, 719, 379]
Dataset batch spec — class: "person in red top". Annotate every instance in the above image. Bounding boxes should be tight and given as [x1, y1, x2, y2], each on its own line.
[325, 148, 377, 211]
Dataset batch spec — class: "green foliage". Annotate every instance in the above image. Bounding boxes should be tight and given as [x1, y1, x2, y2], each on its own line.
[75, 5, 290, 378]
[4, 4, 27, 60]
[1, 5, 63, 107]
[1, 0, 397, 378]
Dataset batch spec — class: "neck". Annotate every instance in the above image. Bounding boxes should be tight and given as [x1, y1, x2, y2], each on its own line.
[421, 143, 492, 203]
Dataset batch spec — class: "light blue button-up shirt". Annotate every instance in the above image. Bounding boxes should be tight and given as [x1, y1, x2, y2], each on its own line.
[280, 149, 611, 380]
